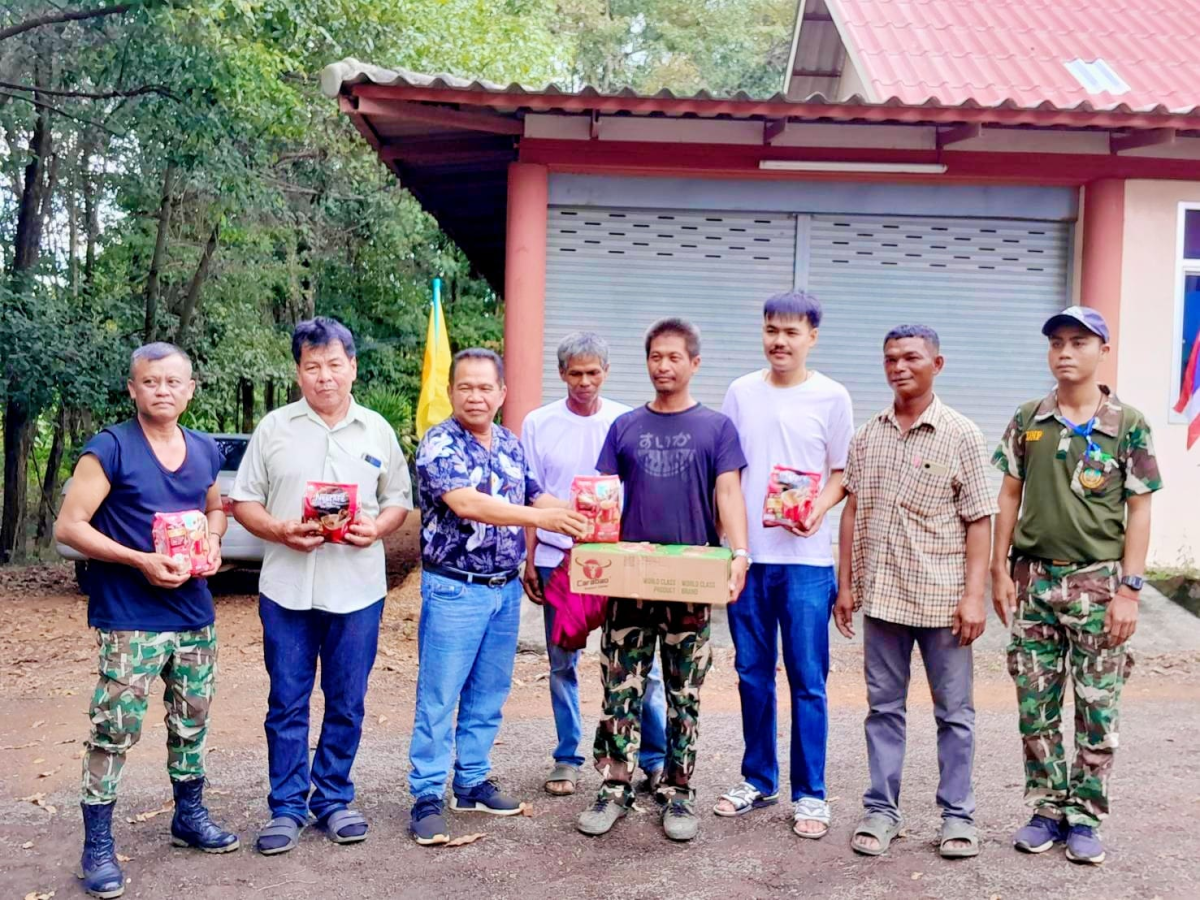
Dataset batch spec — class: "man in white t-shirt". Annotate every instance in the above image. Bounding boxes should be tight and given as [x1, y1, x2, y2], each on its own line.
[715, 291, 854, 840]
[521, 332, 668, 798]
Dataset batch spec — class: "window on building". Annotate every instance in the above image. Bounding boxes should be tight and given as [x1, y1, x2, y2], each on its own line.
[1176, 206, 1200, 416]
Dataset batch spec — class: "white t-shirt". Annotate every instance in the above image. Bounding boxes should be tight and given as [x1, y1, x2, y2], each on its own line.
[721, 370, 854, 566]
[520, 397, 632, 569]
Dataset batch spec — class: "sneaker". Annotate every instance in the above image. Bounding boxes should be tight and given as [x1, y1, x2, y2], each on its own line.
[577, 796, 627, 836]
[1065, 824, 1106, 865]
[662, 797, 699, 842]
[410, 797, 449, 846]
[450, 779, 524, 816]
[1013, 814, 1066, 853]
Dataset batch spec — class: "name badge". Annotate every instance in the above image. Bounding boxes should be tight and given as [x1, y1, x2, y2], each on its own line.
[1025, 429, 1044, 442]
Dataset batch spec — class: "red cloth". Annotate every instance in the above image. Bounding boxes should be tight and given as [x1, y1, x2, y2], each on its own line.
[544, 557, 608, 651]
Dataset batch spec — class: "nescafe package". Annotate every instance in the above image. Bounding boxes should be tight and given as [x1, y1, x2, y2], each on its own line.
[762, 466, 821, 529]
[303, 481, 359, 543]
[151, 509, 211, 575]
[570, 475, 621, 543]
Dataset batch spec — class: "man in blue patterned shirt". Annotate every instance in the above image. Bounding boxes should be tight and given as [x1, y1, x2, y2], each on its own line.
[408, 348, 588, 845]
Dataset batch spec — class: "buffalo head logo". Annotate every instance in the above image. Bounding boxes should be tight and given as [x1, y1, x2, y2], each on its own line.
[579, 558, 612, 580]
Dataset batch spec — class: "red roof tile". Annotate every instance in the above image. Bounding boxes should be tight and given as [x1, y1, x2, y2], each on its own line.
[833, 0, 1200, 112]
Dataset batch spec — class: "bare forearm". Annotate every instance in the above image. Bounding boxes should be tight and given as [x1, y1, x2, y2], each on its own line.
[991, 480, 1022, 571]
[1122, 496, 1152, 577]
[964, 516, 991, 597]
[205, 509, 228, 538]
[815, 470, 846, 515]
[375, 506, 409, 540]
[231, 500, 283, 543]
[716, 484, 749, 550]
[524, 527, 539, 568]
[838, 496, 856, 592]
[56, 520, 146, 569]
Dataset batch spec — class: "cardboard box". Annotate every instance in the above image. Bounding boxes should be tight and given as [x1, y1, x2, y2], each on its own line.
[570, 542, 732, 605]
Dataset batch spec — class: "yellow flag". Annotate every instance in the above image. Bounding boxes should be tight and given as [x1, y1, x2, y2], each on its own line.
[416, 278, 453, 438]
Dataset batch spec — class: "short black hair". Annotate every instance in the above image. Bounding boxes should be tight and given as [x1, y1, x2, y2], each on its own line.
[763, 290, 822, 329]
[883, 324, 940, 354]
[644, 317, 701, 359]
[292, 316, 356, 363]
[450, 348, 505, 385]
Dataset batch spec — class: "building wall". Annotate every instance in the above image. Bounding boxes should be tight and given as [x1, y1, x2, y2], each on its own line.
[1119, 179, 1200, 567]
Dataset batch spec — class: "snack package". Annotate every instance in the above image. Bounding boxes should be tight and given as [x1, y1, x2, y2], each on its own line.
[570, 475, 621, 543]
[762, 466, 821, 529]
[303, 481, 359, 543]
[151, 510, 211, 575]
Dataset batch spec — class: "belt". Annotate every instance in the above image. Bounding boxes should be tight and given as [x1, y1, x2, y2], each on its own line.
[425, 562, 520, 588]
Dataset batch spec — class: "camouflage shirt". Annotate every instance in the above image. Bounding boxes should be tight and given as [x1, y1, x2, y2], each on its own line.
[993, 386, 1162, 563]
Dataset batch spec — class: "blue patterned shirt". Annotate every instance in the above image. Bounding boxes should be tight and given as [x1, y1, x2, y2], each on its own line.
[417, 415, 543, 573]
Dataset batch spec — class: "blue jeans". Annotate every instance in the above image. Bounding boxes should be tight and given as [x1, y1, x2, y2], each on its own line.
[538, 566, 667, 772]
[727, 564, 837, 801]
[409, 571, 522, 800]
[259, 595, 383, 824]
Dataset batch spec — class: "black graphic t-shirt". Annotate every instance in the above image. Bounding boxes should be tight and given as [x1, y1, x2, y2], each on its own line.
[596, 403, 746, 546]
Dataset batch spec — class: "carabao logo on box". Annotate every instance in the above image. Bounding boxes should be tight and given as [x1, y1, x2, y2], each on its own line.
[574, 556, 612, 588]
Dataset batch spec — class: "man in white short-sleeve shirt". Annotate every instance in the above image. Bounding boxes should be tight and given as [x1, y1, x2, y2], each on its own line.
[715, 291, 853, 840]
[520, 332, 668, 799]
[231, 317, 412, 856]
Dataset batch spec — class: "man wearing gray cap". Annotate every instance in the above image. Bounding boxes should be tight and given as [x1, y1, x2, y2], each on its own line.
[991, 306, 1162, 866]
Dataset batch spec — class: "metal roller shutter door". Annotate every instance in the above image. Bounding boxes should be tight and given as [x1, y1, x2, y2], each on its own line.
[807, 214, 1070, 446]
[543, 207, 795, 408]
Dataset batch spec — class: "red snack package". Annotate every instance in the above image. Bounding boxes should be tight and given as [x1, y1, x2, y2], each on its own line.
[152, 510, 211, 576]
[762, 466, 821, 529]
[570, 475, 621, 543]
[303, 482, 359, 544]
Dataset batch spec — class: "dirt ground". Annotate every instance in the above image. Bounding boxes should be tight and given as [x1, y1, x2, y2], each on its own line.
[4, 526, 1200, 900]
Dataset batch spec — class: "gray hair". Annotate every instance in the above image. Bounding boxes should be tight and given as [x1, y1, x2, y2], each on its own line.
[645, 317, 701, 359]
[884, 324, 941, 354]
[450, 348, 505, 385]
[556, 331, 610, 372]
[292, 316, 356, 363]
[130, 342, 191, 379]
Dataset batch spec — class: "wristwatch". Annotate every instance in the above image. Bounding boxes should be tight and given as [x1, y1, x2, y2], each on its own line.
[1119, 574, 1144, 592]
[733, 548, 753, 565]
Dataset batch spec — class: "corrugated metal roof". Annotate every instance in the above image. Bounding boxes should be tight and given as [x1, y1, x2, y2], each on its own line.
[321, 56, 1200, 119]
[832, 0, 1200, 113]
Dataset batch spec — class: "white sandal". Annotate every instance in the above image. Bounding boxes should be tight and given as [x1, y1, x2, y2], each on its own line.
[713, 781, 779, 817]
[792, 797, 831, 839]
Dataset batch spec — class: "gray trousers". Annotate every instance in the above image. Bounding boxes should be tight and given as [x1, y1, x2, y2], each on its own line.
[862, 616, 976, 823]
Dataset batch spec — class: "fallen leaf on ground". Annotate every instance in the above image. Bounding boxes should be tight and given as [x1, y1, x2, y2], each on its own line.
[377, 715, 388, 724]
[443, 832, 487, 847]
[513, 679, 526, 688]
[116, 854, 132, 862]
[519, 803, 534, 817]
[127, 800, 174, 824]
[911, 872, 923, 880]
[38, 770, 57, 778]
[24, 891, 55, 900]
[30, 720, 45, 729]
[21, 841, 34, 849]
[18, 792, 45, 803]
[32, 758, 44, 764]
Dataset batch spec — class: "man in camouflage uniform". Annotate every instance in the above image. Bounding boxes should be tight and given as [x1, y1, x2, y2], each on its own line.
[992, 306, 1162, 866]
[577, 318, 749, 843]
[56, 343, 238, 899]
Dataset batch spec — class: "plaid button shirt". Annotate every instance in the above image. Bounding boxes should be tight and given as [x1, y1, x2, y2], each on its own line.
[843, 396, 998, 628]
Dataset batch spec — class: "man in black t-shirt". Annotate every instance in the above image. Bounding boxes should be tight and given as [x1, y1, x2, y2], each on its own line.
[577, 318, 749, 843]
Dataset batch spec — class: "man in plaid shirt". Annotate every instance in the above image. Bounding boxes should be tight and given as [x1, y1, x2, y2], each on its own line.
[834, 325, 997, 860]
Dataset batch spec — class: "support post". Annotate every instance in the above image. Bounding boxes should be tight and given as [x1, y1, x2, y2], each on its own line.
[1079, 178, 1125, 387]
[502, 162, 548, 432]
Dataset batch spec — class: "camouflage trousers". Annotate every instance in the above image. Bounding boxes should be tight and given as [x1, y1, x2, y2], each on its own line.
[82, 626, 217, 805]
[593, 599, 712, 806]
[1007, 558, 1133, 828]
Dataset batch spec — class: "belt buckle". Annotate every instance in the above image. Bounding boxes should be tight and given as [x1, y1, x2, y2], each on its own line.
[487, 574, 507, 588]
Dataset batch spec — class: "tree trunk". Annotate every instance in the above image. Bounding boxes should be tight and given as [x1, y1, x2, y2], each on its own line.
[264, 380, 276, 412]
[0, 400, 34, 564]
[12, 93, 52, 275]
[67, 155, 79, 299]
[143, 162, 176, 343]
[177, 220, 220, 347]
[239, 379, 255, 433]
[36, 404, 68, 548]
[83, 139, 98, 293]
[288, 383, 300, 403]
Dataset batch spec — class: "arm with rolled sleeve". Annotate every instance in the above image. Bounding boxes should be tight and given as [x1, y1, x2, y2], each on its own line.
[953, 424, 996, 645]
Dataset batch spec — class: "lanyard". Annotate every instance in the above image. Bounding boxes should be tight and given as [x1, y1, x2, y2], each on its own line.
[1061, 416, 1103, 462]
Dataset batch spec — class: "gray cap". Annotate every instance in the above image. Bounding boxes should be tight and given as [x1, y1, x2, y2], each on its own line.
[1042, 306, 1110, 342]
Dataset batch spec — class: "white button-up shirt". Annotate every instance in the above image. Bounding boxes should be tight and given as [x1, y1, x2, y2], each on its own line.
[230, 397, 413, 614]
